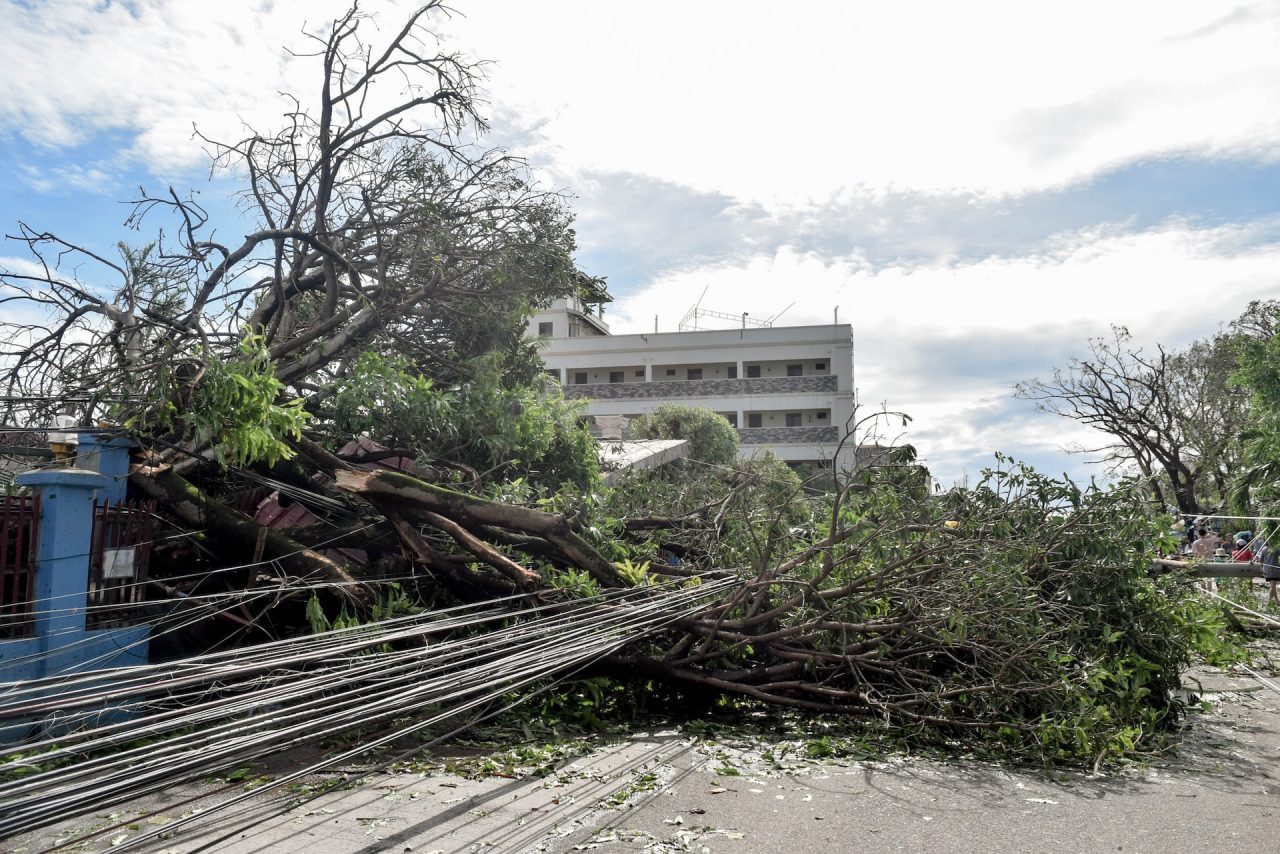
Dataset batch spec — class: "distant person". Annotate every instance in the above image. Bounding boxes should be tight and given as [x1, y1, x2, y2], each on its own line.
[1232, 539, 1253, 562]
[1190, 528, 1219, 560]
[1183, 516, 1197, 549]
[1191, 528, 1221, 593]
[1259, 540, 1280, 607]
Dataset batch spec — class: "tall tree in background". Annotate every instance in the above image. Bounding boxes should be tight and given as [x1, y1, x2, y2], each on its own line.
[1229, 300, 1280, 514]
[1015, 325, 1250, 514]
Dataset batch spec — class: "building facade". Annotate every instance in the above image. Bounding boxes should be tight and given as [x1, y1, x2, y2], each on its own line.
[530, 298, 856, 469]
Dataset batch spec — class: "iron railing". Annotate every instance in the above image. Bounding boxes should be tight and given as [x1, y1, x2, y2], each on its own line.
[87, 499, 156, 629]
[0, 494, 40, 639]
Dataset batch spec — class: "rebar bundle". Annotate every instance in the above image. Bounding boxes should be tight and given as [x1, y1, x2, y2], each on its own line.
[0, 575, 736, 847]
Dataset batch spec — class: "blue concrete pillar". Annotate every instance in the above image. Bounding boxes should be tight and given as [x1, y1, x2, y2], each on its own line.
[16, 470, 108, 674]
[9, 469, 150, 681]
[2, 469, 150, 741]
[76, 433, 134, 504]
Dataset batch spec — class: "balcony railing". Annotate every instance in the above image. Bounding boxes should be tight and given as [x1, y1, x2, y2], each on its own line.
[563, 374, 837, 400]
[738, 426, 840, 445]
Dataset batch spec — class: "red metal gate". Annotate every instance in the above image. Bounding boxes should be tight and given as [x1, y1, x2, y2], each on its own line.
[87, 499, 156, 629]
[0, 494, 40, 639]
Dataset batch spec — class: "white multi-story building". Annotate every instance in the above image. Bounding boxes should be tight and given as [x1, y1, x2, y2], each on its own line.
[530, 298, 856, 470]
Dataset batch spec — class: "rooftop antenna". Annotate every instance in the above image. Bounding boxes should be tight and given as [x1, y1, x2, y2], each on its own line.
[678, 286, 711, 331]
[678, 288, 779, 333]
[766, 302, 795, 325]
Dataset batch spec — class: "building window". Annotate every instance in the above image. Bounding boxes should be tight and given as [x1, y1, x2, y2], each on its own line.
[635, 370, 645, 378]
[666, 369, 676, 376]
[568, 325, 579, 338]
[537, 321, 553, 337]
[723, 413, 738, 427]
[746, 365, 761, 378]
[687, 368, 702, 381]
[545, 369, 560, 380]
[786, 413, 802, 427]
[817, 411, 828, 419]
[787, 364, 803, 376]
[815, 361, 826, 371]
[727, 366, 738, 379]
[574, 372, 587, 385]
[747, 414, 762, 428]
[609, 371, 624, 384]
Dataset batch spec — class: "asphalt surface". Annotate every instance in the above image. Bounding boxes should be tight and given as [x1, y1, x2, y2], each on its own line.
[6, 665, 1278, 854]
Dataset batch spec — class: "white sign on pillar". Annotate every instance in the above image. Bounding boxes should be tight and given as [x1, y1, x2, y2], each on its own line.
[102, 547, 137, 579]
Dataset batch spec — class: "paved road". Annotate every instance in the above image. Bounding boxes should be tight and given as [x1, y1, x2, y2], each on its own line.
[7, 666, 1278, 854]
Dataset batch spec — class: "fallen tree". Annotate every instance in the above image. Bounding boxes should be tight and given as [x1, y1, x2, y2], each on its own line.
[0, 2, 1235, 767]
[602, 453, 1226, 763]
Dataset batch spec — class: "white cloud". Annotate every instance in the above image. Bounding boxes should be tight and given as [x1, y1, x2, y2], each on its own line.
[17, 162, 118, 195]
[4, 2, 1278, 201]
[0, 0, 418, 175]
[449, 1, 1280, 201]
[604, 220, 1280, 484]
[610, 220, 1280, 340]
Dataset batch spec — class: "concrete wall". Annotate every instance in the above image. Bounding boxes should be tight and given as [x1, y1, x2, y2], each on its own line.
[649, 362, 737, 380]
[742, 409, 832, 428]
[741, 359, 831, 376]
[543, 330, 854, 400]
[528, 298, 611, 339]
[567, 366, 648, 385]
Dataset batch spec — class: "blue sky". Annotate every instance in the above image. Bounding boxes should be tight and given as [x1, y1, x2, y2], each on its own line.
[564, 156, 1280, 295]
[2, 0, 1279, 487]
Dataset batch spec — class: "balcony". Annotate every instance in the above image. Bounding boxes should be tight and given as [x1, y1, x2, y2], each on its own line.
[562, 374, 837, 400]
[738, 426, 840, 445]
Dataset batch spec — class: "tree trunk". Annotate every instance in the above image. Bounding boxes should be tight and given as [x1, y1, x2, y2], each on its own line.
[130, 465, 367, 603]
[334, 469, 629, 588]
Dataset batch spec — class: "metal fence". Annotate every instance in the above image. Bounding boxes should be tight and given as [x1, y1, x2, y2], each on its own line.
[0, 495, 40, 639]
[87, 499, 156, 629]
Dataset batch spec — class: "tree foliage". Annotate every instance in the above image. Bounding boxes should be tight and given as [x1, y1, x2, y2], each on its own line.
[0, 1, 609, 602]
[330, 352, 598, 491]
[606, 454, 1224, 764]
[625, 404, 739, 466]
[184, 336, 311, 467]
[1229, 300, 1280, 513]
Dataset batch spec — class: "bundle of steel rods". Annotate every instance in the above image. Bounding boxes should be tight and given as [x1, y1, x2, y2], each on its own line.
[0, 575, 736, 845]
[0, 559, 456, 688]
